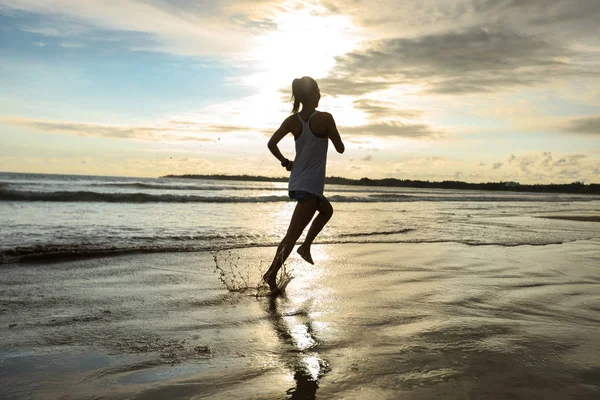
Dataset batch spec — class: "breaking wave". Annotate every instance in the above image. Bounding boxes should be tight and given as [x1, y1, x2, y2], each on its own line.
[0, 189, 289, 203]
[91, 182, 276, 191]
[1, 189, 594, 203]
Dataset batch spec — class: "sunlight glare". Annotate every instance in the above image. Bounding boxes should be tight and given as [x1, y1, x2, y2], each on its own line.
[290, 322, 317, 350]
[247, 2, 360, 91]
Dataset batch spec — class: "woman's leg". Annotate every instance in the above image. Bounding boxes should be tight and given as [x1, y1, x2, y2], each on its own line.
[297, 197, 333, 264]
[263, 198, 319, 289]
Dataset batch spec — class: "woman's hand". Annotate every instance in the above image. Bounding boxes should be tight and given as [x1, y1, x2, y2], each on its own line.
[285, 160, 294, 171]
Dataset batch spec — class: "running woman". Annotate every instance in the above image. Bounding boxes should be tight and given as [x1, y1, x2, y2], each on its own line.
[263, 76, 345, 291]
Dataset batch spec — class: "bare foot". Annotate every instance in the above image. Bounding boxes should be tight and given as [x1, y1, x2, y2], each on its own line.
[297, 245, 314, 265]
[263, 270, 277, 291]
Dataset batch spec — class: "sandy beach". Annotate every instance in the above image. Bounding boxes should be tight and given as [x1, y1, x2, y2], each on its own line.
[1, 240, 599, 399]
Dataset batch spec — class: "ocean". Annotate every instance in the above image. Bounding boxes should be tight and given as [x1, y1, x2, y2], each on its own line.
[1, 172, 599, 263]
[1, 172, 600, 399]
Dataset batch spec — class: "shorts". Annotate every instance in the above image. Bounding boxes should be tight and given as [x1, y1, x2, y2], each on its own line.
[289, 190, 322, 207]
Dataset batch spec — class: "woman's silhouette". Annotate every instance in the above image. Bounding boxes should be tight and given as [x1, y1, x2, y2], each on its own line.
[263, 77, 345, 291]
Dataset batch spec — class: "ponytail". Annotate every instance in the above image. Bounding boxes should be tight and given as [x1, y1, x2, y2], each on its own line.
[291, 78, 301, 114]
[291, 97, 301, 114]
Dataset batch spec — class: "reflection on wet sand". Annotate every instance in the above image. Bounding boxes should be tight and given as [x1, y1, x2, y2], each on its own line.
[2, 242, 599, 399]
[266, 295, 330, 399]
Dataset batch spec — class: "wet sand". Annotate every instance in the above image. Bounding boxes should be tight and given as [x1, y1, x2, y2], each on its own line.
[1, 241, 600, 399]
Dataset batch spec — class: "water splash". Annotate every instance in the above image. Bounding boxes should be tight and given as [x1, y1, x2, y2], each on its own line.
[212, 250, 294, 297]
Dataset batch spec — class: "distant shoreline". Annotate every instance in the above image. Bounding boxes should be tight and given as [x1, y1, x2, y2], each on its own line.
[162, 174, 600, 195]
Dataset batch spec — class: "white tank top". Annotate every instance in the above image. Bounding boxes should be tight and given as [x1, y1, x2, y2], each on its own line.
[288, 111, 329, 197]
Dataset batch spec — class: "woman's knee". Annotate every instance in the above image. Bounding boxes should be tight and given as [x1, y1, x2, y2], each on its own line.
[321, 202, 333, 219]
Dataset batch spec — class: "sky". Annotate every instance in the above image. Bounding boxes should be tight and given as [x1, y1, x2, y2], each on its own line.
[0, 0, 599, 184]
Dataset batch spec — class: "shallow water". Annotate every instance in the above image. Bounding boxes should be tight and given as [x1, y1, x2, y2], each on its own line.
[1, 242, 599, 399]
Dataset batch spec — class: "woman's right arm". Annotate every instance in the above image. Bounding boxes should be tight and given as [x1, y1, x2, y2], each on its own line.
[326, 113, 345, 154]
[268, 117, 294, 170]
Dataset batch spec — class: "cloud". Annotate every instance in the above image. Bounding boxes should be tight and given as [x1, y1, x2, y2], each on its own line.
[492, 162, 503, 169]
[0, 116, 246, 141]
[319, 79, 391, 96]
[342, 122, 440, 139]
[562, 116, 600, 135]
[321, 0, 600, 44]
[553, 154, 586, 167]
[323, 27, 592, 96]
[377, 151, 598, 183]
[18, 25, 61, 36]
[508, 153, 537, 173]
[352, 99, 423, 119]
[168, 120, 272, 135]
[475, 0, 600, 34]
[360, 155, 372, 161]
[59, 42, 85, 48]
[408, 156, 445, 165]
[347, 99, 437, 139]
[503, 151, 592, 182]
[540, 151, 553, 167]
[2, 0, 271, 57]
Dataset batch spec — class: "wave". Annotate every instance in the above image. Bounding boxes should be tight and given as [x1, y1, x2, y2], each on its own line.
[91, 182, 414, 194]
[367, 194, 413, 199]
[0, 244, 193, 264]
[1, 188, 595, 203]
[339, 228, 414, 237]
[91, 182, 278, 191]
[364, 193, 592, 202]
[0, 189, 290, 203]
[2, 238, 581, 264]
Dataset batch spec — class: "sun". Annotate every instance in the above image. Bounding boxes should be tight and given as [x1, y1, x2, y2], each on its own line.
[245, 2, 361, 92]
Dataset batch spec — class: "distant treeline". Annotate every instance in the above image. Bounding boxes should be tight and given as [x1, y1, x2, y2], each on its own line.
[162, 174, 600, 194]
